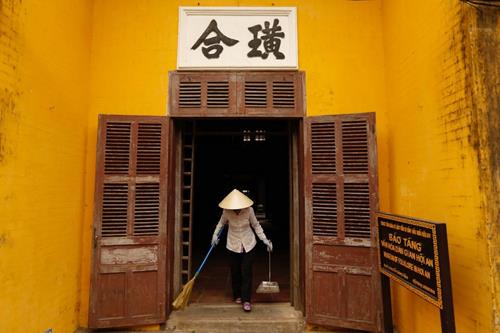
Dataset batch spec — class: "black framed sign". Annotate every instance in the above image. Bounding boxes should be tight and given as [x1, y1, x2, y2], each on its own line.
[377, 212, 442, 307]
[377, 212, 455, 333]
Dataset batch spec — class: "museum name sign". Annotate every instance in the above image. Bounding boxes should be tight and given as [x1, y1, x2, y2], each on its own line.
[377, 212, 456, 332]
[377, 212, 452, 308]
[177, 7, 298, 70]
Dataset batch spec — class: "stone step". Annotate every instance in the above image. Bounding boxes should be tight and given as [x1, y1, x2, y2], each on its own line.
[166, 302, 305, 333]
[80, 304, 347, 333]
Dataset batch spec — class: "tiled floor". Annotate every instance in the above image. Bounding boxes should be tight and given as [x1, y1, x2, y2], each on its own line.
[190, 246, 290, 303]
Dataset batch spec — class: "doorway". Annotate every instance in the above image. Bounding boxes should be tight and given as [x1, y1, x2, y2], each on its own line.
[176, 119, 294, 304]
[88, 72, 383, 331]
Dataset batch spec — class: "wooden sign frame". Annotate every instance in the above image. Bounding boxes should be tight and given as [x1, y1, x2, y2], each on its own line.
[177, 7, 298, 70]
[376, 212, 455, 333]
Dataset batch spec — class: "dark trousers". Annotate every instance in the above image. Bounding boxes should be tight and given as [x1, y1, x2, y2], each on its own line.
[228, 248, 255, 303]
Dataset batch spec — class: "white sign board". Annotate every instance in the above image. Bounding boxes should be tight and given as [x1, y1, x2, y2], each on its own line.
[177, 7, 298, 70]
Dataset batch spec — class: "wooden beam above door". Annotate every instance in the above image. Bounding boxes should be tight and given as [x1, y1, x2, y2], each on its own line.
[168, 71, 305, 118]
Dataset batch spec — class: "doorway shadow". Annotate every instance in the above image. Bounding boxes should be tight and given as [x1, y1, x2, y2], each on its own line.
[190, 243, 290, 303]
[189, 119, 291, 304]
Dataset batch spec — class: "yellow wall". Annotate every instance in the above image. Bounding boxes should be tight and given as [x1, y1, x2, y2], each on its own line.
[0, 1, 496, 332]
[79, 0, 389, 326]
[382, 1, 497, 332]
[80, 1, 498, 332]
[0, 0, 92, 332]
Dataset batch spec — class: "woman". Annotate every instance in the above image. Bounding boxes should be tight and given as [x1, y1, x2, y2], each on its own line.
[211, 189, 273, 312]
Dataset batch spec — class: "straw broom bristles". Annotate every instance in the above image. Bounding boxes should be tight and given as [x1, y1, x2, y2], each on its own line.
[172, 274, 197, 310]
[172, 226, 225, 310]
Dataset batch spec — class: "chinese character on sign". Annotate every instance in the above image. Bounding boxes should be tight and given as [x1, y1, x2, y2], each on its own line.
[191, 19, 239, 59]
[247, 18, 285, 60]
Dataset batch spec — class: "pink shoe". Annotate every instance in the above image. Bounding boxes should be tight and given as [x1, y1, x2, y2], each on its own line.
[234, 297, 242, 304]
[243, 302, 252, 312]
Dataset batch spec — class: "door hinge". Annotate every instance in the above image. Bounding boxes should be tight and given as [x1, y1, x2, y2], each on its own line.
[93, 227, 98, 249]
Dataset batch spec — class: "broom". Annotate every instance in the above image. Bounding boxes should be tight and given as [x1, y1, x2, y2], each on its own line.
[172, 226, 225, 310]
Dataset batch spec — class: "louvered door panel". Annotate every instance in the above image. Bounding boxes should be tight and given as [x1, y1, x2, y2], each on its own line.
[312, 183, 338, 237]
[169, 72, 236, 116]
[207, 81, 229, 108]
[272, 81, 295, 109]
[101, 183, 129, 237]
[244, 81, 268, 108]
[344, 183, 370, 238]
[90, 115, 170, 329]
[304, 113, 383, 332]
[341, 118, 371, 241]
[342, 120, 369, 174]
[137, 123, 162, 175]
[179, 82, 201, 108]
[134, 183, 160, 236]
[239, 72, 302, 116]
[311, 122, 336, 174]
[104, 122, 131, 174]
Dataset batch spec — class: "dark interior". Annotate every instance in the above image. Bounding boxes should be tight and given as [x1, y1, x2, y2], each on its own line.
[189, 119, 291, 303]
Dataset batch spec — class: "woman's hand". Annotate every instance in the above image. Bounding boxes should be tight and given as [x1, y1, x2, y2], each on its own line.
[211, 234, 219, 246]
[263, 239, 273, 252]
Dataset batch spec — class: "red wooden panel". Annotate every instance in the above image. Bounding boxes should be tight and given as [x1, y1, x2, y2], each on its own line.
[346, 273, 374, 322]
[129, 271, 158, 317]
[97, 273, 126, 319]
[311, 271, 342, 318]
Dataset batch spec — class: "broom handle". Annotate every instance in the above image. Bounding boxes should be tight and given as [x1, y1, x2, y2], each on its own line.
[268, 250, 272, 282]
[194, 225, 225, 278]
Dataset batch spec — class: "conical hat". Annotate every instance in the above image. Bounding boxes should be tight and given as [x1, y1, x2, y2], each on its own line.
[218, 189, 254, 210]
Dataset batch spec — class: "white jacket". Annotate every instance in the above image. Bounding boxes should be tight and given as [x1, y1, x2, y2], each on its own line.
[212, 207, 268, 253]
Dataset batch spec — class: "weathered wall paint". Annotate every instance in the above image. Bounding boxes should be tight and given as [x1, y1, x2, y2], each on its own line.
[462, 6, 500, 331]
[0, 0, 92, 332]
[79, 0, 390, 326]
[382, 1, 498, 332]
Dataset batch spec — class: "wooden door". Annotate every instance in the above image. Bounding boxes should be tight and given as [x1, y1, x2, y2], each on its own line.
[89, 115, 170, 328]
[304, 113, 383, 332]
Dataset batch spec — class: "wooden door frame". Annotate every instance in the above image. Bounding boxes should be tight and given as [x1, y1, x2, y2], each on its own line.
[290, 119, 304, 312]
[168, 117, 304, 311]
[171, 120, 198, 299]
[166, 70, 307, 315]
[166, 117, 177, 318]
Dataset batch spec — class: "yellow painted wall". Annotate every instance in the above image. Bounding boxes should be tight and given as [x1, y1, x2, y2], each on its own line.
[0, 0, 92, 332]
[0, 1, 495, 332]
[382, 1, 497, 332]
[79, 0, 389, 326]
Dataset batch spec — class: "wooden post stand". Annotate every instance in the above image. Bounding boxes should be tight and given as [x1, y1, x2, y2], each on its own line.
[381, 273, 455, 333]
[437, 225, 455, 333]
[381, 274, 394, 333]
